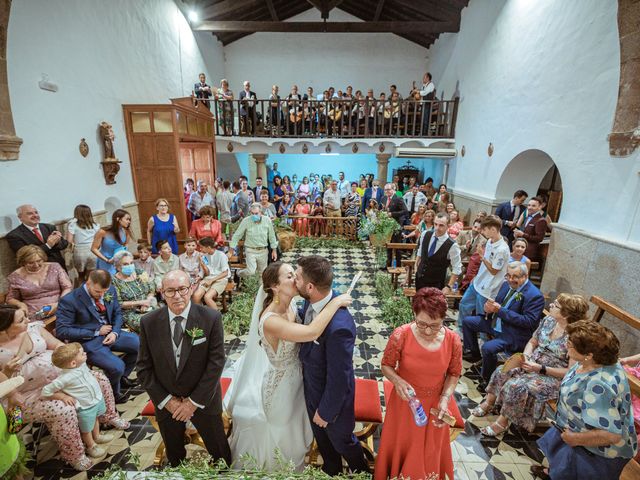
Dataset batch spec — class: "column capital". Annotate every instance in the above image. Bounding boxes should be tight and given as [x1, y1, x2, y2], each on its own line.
[376, 153, 391, 163]
[251, 153, 268, 163]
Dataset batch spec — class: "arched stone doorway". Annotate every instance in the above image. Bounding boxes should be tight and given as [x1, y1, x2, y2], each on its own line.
[495, 149, 563, 222]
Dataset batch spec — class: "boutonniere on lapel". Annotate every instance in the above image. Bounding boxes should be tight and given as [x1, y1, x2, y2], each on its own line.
[513, 292, 523, 302]
[103, 293, 113, 303]
[186, 327, 206, 345]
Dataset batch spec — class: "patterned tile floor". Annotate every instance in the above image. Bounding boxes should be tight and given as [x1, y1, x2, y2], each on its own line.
[29, 244, 546, 479]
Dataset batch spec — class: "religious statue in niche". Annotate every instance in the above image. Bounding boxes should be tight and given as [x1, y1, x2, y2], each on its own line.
[99, 121, 122, 185]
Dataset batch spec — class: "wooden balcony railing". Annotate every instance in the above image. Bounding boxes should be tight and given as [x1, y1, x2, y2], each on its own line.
[281, 215, 359, 240]
[209, 98, 459, 139]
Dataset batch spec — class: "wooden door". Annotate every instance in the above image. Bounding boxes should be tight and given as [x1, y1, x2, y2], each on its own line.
[180, 143, 214, 186]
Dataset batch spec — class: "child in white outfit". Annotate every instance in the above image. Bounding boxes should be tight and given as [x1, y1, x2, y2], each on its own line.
[42, 343, 114, 458]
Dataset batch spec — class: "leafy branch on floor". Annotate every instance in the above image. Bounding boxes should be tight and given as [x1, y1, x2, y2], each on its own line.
[374, 272, 413, 330]
[93, 452, 371, 479]
[223, 273, 261, 336]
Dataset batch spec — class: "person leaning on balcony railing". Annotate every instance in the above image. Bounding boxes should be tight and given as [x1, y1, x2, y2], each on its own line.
[215, 79, 234, 135]
[239, 80, 257, 135]
[268, 84, 282, 134]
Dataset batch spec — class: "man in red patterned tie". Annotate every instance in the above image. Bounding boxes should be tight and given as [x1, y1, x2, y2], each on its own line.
[6, 204, 69, 270]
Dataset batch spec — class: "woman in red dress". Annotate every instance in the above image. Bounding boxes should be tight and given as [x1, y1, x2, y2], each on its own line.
[294, 195, 311, 237]
[375, 287, 463, 480]
[188, 205, 224, 246]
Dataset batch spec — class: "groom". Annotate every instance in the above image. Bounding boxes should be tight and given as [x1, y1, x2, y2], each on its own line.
[295, 255, 369, 475]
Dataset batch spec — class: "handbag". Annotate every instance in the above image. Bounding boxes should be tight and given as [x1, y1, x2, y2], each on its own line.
[7, 405, 24, 434]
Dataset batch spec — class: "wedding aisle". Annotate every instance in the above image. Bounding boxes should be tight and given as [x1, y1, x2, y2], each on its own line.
[29, 243, 546, 480]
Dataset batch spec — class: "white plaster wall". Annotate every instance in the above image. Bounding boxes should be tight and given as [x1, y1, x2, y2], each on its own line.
[0, 0, 225, 234]
[427, 0, 640, 243]
[221, 8, 430, 98]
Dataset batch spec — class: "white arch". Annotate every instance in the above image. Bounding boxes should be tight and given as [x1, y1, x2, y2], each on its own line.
[495, 149, 556, 201]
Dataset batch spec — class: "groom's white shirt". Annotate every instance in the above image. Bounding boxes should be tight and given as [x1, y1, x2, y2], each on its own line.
[305, 291, 333, 324]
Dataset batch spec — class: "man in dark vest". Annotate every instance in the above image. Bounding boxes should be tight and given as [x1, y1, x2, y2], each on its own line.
[414, 212, 463, 294]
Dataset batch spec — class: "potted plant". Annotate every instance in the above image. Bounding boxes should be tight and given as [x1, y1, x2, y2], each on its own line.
[358, 210, 400, 247]
[272, 217, 297, 252]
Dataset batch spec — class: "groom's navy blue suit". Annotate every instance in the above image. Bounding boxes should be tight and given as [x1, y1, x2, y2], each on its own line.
[299, 291, 369, 475]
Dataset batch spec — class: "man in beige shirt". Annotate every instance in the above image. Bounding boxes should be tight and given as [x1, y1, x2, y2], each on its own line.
[323, 180, 342, 217]
[229, 203, 278, 279]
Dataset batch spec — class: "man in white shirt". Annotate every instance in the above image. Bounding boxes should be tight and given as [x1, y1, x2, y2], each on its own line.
[188, 181, 215, 219]
[137, 270, 231, 467]
[323, 180, 342, 217]
[337, 171, 350, 200]
[403, 185, 428, 214]
[457, 215, 510, 329]
[415, 213, 462, 292]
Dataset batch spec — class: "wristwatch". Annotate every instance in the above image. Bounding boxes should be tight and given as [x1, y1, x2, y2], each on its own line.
[540, 365, 547, 375]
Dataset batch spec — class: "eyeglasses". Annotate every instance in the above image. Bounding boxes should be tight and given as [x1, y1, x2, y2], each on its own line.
[415, 321, 443, 332]
[163, 286, 190, 298]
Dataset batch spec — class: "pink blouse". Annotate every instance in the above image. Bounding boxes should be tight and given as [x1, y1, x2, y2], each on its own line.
[7, 263, 72, 319]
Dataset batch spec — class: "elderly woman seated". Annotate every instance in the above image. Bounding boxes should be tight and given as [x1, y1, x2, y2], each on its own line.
[534, 321, 638, 480]
[472, 294, 589, 437]
[0, 306, 129, 471]
[110, 250, 157, 332]
[6, 245, 72, 321]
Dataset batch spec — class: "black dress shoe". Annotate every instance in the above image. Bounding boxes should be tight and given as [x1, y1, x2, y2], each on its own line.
[115, 393, 130, 404]
[530, 465, 550, 480]
[120, 377, 138, 389]
[463, 352, 482, 362]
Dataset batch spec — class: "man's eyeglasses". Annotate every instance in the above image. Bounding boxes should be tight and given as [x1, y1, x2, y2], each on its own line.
[163, 286, 190, 298]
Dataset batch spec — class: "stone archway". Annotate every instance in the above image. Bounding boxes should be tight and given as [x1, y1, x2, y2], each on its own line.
[0, 0, 22, 161]
[495, 149, 563, 220]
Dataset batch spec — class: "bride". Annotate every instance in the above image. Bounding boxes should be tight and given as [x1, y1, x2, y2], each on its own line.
[224, 261, 351, 471]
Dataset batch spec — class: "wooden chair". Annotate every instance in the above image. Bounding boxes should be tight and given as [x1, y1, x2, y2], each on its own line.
[308, 378, 383, 469]
[220, 282, 236, 313]
[141, 377, 233, 466]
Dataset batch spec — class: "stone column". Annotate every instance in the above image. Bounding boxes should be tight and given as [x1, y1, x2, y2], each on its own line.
[376, 153, 391, 184]
[0, 0, 22, 161]
[251, 153, 268, 183]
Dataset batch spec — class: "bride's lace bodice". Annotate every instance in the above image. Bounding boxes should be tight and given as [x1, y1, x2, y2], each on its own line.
[258, 312, 302, 415]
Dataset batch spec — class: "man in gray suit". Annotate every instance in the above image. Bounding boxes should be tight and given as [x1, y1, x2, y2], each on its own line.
[137, 270, 231, 467]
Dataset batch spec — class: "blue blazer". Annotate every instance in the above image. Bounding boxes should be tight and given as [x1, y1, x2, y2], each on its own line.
[299, 291, 356, 424]
[492, 280, 545, 348]
[56, 285, 123, 348]
[495, 201, 522, 239]
[361, 187, 384, 213]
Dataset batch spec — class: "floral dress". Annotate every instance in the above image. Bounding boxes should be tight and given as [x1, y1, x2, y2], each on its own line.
[0, 324, 122, 466]
[486, 315, 569, 431]
[112, 270, 156, 332]
[217, 87, 234, 134]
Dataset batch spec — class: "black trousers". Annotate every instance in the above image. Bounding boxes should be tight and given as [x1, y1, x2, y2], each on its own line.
[157, 407, 231, 467]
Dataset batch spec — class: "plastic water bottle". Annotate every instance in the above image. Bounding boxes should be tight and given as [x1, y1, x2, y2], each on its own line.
[392, 259, 397, 269]
[408, 388, 428, 427]
[35, 305, 52, 320]
[452, 281, 459, 293]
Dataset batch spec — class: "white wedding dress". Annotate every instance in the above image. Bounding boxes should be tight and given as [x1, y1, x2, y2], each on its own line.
[224, 289, 313, 471]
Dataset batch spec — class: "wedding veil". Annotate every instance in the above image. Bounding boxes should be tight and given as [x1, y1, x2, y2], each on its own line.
[223, 283, 269, 422]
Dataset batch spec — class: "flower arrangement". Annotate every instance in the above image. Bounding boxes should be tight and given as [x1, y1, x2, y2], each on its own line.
[357, 210, 400, 245]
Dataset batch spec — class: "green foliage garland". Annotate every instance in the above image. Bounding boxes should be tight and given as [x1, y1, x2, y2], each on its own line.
[92, 452, 370, 479]
[295, 237, 364, 250]
[223, 274, 261, 336]
[374, 272, 413, 329]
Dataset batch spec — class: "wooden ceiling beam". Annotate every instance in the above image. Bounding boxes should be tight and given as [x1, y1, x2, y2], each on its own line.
[391, 0, 459, 23]
[201, 0, 262, 20]
[306, 0, 345, 19]
[194, 20, 459, 33]
[265, 0, 279, 21]
[373, 0, 385, 21]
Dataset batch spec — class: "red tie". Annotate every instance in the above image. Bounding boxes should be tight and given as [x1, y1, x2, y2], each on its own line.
[32, 227, 44, 243]
[386, 197, 391, 210]
[95, 299, 106, 314]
